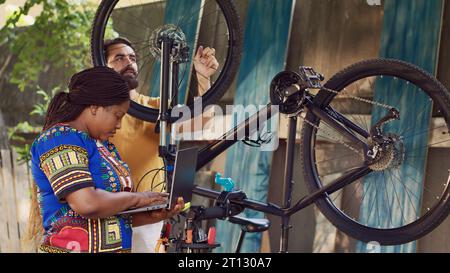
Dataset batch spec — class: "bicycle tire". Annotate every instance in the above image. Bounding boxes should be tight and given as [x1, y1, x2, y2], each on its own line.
[301, 58, 450, 245]
[91, 0, 242, 122]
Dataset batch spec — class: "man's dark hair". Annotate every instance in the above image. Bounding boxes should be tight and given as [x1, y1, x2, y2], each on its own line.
[103, 37, 136, 60]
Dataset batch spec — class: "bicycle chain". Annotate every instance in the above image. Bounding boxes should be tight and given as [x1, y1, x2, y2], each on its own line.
[299, 114, 364, 157]
[321, 87, 394, 110]
[296, 87, 396, 157]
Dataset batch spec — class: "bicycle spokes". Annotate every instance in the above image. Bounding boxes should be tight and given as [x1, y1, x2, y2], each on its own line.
[301, 60, 449, 245]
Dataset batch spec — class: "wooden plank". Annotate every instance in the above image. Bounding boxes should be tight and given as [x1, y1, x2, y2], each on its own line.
[358, 0, 444, 253]
[312, 173, 342, 253]
[279, 114, 450, 147]
[0, 149, 9, 252]
[183, 110, 449, 150]
[12, 151, 32, 252]
[217, 0, 294, 253]
[0, 149, 21, 252]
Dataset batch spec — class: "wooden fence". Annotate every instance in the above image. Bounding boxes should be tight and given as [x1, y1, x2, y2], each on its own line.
[0, 148, 33, 253]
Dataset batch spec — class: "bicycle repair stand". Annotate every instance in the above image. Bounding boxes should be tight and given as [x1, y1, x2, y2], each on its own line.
[152, 26, 321, 253]
[153, 26, 191, 188]
[151, 28, 270, 253]
[164, 188, 270, 253]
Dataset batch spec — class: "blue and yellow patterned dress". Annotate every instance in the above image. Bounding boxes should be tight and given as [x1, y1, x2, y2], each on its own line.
[31, 124, 134, 253]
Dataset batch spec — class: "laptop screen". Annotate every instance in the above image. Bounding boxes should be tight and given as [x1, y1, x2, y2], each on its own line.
[168, 147, 198, 209]
[117, 146, 199, 215]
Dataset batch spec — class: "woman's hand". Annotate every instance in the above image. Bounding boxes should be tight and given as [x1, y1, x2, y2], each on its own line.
[150, 197, 185, 219]
[131, 197, 185, 227]
[131, 191, 169, 209]
[66, 188, 169, 219]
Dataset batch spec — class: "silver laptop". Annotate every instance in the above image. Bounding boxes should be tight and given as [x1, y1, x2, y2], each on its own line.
[117, 147, 198, 215]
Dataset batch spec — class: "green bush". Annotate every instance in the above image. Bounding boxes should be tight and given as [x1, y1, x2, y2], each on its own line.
[0, 0, 117, 162]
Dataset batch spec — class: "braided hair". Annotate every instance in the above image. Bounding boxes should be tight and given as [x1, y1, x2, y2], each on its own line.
[43, 66, 130, 131]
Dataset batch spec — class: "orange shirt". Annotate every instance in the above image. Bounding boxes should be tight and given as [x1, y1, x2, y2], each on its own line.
[110, 94, 165, 193]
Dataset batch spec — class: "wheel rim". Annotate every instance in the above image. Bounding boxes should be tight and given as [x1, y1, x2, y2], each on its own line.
[305, 65, 450, 235]
[91, 0, 241, 122]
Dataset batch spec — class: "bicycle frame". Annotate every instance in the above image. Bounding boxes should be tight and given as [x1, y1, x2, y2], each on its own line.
[156, 38, 373, 253]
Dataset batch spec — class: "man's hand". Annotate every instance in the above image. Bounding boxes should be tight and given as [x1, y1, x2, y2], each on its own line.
[193, 46, 219, 96]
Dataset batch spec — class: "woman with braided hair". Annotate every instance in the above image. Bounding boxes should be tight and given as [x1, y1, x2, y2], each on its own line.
[28, 66, 184, 253]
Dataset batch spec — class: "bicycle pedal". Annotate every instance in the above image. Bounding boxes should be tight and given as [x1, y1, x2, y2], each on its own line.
[298, 66, 324, 89]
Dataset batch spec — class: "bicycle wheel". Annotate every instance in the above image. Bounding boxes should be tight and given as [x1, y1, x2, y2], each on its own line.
[91, 0, 242, 122]
[301, 59, 450, 245]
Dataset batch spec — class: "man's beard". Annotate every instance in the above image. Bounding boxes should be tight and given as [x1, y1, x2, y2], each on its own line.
[120, 66, 139, 90]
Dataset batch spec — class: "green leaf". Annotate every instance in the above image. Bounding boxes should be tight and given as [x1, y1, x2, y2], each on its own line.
[2, 0, 115, 163]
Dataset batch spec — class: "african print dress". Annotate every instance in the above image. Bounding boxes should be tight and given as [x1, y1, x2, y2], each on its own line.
[31, 125, 134, 253]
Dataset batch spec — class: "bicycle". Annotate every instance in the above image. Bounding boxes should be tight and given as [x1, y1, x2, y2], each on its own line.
[90, 0, 450, 252]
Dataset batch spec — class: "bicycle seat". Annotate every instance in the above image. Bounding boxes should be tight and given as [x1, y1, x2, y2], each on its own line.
[228, 216, 270, 233]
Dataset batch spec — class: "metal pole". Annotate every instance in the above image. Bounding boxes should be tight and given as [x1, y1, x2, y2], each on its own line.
[169, 62, 179, 149]
[159, 38, 174, 194]
[159, 38, 172, 148]
[280, 116, 297, 253]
